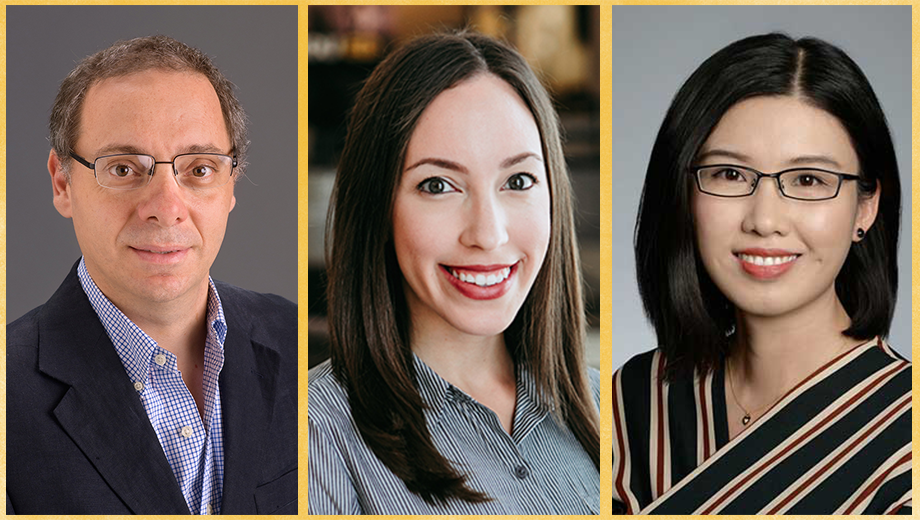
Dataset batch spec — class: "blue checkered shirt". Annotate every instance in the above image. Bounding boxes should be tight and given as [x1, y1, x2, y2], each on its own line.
[77, 258, 225, 515]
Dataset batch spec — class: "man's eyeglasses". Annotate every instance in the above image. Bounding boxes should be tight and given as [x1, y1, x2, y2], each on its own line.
[690, 164, 861, 201]
[70, 152, 237, 190]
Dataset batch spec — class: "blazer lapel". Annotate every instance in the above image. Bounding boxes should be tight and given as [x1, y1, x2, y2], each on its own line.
[218, 311, 281, 513]
[38, 265, 189, 514]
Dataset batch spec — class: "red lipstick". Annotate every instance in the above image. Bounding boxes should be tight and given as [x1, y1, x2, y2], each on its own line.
[735, 248, 799, 280]
[440, 263, 517, 300]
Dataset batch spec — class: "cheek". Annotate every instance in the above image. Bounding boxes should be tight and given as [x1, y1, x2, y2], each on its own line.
[691, 196, 731, 261]
[799, 205, 858, 262]
[391, 198, 449, 280]
[510, 192, 551, 264]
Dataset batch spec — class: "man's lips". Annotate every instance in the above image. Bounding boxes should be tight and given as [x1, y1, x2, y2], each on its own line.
[130, 246, 190, 264]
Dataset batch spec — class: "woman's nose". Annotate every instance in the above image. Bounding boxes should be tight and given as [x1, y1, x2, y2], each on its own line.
[741, 177, 790, 237]
[459, 195, 509, 251]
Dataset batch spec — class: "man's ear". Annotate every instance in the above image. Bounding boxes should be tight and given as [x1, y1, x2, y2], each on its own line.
[49, 149, 73, 218]
[854, 180, 881, 242]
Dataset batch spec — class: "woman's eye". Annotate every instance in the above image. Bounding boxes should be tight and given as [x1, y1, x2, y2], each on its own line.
[715, 168, 745, 182]
[504, 173, 536, 191]
[792, 173, 826, 187]
[417, 177, 456, 194]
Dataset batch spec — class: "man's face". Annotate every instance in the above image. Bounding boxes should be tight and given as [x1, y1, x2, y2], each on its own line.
[50, 69, 236, 312]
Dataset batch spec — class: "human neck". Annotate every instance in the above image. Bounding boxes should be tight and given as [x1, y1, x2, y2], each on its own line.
[730, 290, 863, 399]
[89, 272, 210, 360]
[411, 325, 514, 392]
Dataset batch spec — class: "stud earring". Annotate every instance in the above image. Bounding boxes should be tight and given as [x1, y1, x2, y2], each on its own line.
[856, 228, 865, 239]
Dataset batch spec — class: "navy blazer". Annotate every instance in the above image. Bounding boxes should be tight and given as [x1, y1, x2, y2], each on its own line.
[6, 262, 298, 514]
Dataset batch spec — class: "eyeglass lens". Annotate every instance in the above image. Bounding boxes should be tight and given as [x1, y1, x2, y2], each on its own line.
[93, 154, 234, 190]
[696, 166, 842, 200]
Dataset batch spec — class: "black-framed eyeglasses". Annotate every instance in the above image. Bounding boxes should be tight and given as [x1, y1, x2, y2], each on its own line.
[690, 164, 861, 201]
[70, 151, 238, 190]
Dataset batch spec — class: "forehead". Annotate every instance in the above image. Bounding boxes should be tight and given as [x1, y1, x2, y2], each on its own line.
[77, 69, 229, 154]
[405, 73, 543, 167]
[701, 95, 858, 171]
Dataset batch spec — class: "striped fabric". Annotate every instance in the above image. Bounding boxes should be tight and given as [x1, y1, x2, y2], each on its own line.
[77, 258, 226, 515]
[308, 356, 600, 514]
[612, 338, 911, 515]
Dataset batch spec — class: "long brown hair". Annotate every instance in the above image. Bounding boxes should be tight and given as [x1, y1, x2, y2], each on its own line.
[325, 31, 599, 505]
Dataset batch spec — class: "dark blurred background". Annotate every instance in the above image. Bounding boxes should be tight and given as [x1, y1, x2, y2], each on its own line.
[308, 5, 601, 369]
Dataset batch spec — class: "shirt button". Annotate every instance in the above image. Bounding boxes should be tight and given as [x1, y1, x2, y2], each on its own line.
[154, 354, 167, 366]
[514, 464, 529, 479]
[206, 504, 213, 515]
[180, 426, 193, 438]
[133, 381, 144, 391]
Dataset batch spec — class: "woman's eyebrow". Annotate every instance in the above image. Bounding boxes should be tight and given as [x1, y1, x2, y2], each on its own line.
[404, 157, 467, 174]
[786, 154, 844, 169]
[501, 152, 543, 169]
[697, 148, 845, 169]
[695, 148, 750, 163]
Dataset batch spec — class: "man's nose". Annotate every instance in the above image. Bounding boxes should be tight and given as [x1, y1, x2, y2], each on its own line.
[136, 163, 189, 226]
[458, 194, 509, 251]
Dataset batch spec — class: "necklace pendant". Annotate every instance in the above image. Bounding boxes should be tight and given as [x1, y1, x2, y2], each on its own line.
[742, 414, 751, 426]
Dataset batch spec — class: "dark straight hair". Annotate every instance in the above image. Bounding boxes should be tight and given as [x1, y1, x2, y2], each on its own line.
[635, 33, 900, 379]
[326, 31, 599, 504]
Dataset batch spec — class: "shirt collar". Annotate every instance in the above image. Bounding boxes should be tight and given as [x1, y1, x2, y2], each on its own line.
[411, 353, 552, 422]
[77, 257, 227, 385]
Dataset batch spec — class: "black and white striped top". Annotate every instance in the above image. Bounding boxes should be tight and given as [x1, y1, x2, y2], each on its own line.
[612, 338, 911, 514]
[308, 356, 600, 514]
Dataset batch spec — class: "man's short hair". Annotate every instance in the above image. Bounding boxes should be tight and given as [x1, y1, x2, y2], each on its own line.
[50, 35, 249, 178]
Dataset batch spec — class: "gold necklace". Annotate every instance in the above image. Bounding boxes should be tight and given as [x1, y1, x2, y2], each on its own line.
[726, 359, 782, 426]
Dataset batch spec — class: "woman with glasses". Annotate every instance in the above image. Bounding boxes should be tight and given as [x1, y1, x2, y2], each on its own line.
[308, 32, 600, 514]
[613, 33, 910, 514]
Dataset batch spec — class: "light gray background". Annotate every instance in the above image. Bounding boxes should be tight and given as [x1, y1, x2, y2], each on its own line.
[7, 6, 298, 322]
[611, 6, 912, 369]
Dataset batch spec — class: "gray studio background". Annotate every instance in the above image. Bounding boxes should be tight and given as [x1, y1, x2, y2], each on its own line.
[611, 5, 912, 370]
[7, 6, 298, 322]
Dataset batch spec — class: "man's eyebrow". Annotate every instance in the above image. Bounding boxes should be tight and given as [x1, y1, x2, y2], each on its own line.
[93, 143, 226, 157]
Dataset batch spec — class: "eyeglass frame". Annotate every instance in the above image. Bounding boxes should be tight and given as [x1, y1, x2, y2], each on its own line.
[69, 151, 238, 190]
[688, 163, 862, 201]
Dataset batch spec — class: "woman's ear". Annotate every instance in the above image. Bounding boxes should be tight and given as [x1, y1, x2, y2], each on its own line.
[853, 180, 880, 242]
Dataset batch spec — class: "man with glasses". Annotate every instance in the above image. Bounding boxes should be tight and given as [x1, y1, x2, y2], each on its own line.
[7, 36, 296, 515]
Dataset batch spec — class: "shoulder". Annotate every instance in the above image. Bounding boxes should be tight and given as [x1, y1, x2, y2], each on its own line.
[308, 360, 353, 427]
[6, 305, 45, 383]
[613, 348, 665, 392]
[7, 304, 43, 348]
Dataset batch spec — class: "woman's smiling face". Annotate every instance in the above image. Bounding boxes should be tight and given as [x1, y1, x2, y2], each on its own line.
[391, 73, 551, 340]
[692, 95, 879, 321]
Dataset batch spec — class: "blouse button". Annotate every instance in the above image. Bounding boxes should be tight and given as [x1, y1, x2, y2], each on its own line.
[514, 464, 529, 479]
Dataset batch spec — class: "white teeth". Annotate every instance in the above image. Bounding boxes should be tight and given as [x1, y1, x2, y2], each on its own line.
[450, 267, 512, 287]
[739, 254, 798, 266]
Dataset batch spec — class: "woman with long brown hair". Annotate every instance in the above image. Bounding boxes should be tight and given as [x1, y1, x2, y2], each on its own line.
[308, 32, 600, 514]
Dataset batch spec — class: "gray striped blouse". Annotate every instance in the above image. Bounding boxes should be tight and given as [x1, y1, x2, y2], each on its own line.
[308, 356, 600, 514]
